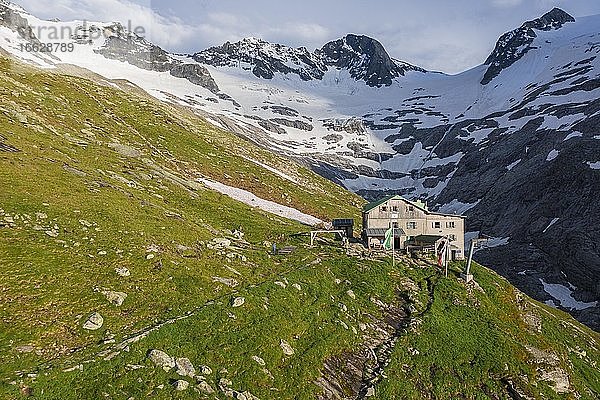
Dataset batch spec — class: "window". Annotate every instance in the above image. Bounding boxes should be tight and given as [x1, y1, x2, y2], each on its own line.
[432, 221, 441, 229]
[446, 221, 456, 229]
[381, 206, 388, 212]
[406, 205, 414, 212]
[392, 205, 398, 212]
[406, 221, 417, 230]
[390, 222, 399, 228]
[449, 234, 456, 241]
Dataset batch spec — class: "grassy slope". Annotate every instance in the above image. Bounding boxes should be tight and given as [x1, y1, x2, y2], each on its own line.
[0, 57, 598, 399]
[376, 264, 600, 399]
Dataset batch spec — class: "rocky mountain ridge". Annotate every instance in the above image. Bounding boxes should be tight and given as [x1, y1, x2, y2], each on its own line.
[194, 34, 426, 87]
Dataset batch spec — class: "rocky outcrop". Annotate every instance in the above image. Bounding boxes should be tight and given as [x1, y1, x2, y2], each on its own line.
[0, 2, 41, 45]
[270, 118, 313, 131]
[94, 24, 223, 94]
[169, 64, 219, 93]
[0, 134, 19, 152]
[82, 312, 104, 331]
[95, 23, 175, 72]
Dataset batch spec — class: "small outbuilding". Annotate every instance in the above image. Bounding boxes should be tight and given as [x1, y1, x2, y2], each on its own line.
[332, 218, 354, 239]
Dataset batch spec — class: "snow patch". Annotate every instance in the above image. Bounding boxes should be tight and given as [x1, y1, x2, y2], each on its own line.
[506, 159, 521, 171]
[197, 178, 321, 226]
[421, 152, 464, 169]
[563, 131, 583, 141]
[540, 279, 598, 311]
[545, 300, 558, 308]
[438, 199, 480, 215]
[463, 232, 509, 252]
[459, 127, 495, 145]
[587, 161, 600, 170]
[543, 218, 559, 233]
[464, 231, 480, 249]
[546, 149, 559, 162]
[241, 156, 298, 183]
[486, 237, 510, 248]
[204, 117, 225, 130]
[540, 113, 584, 131]
[381, 142, 430, 172]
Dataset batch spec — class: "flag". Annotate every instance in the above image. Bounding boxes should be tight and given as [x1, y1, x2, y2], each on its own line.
[437, 240, 447, 267]
[383, 227, 394, 250]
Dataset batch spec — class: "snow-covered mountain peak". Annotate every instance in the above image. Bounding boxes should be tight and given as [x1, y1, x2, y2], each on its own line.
[193, 34, 426, 86]
[523, 7, 575, 31]
[319, 34, 426, 87]
[193, 37, 326, 81]
[481, 8, 575, 84]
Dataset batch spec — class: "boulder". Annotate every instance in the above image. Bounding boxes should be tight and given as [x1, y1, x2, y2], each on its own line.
[209, 238, 232, 249]
[175, 357, 196, 377]
[103, 291, 127, 307]
[147, 349, 175, 370]
[231, 297, 245, 308]
[251, 355, 266, 366]
[82, 312, 104, 331]
[280, 339, 294, 356]
[115, 267, 130, 277]
[196, 380, 215, 394]
[172, 380, 189, 391]
[199, 365, 213, 375]
[212, 276, 239, 288]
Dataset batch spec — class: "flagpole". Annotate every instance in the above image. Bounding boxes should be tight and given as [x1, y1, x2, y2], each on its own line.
[392, 227, 395, 267]
[390, 212, 395, 267]
[444, 236, 449, 278]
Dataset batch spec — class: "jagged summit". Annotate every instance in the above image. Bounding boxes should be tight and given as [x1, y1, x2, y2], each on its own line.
[194, 34, 425, 87]
[193, 37, 327, 81]
[319, 34, 425, 87]
[481, 7, 575, 85]
[523, 7, 576, 31]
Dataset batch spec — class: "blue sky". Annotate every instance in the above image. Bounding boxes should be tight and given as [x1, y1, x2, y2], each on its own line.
[14, 0, 600, 73]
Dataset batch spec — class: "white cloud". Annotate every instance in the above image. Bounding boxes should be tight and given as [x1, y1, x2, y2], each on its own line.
[193, 14, 330, 50]
[268, 23, 330, 45]
[13, 0, 330, 54]
[492, 0, 524, 8]
[207, 12, 244, 28]
[15, 0, 199, 49]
